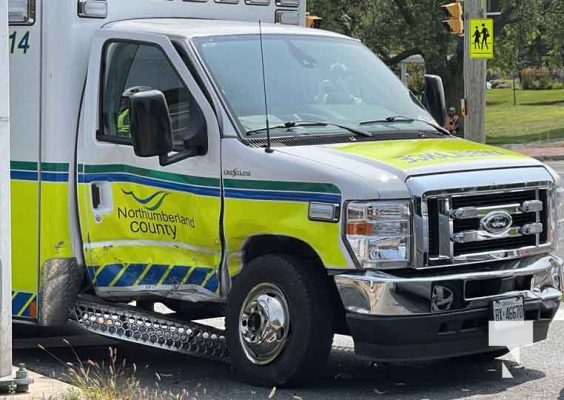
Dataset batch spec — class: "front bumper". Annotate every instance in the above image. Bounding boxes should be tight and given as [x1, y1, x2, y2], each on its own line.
[334, 254, 562, 361]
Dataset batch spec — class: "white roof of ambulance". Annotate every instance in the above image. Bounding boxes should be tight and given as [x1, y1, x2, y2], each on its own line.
[103, 18, 347, 40]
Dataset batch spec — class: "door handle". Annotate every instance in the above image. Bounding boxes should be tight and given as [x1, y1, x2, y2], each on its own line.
[89, 181, 113, 215]
[91, 183, 101, 210]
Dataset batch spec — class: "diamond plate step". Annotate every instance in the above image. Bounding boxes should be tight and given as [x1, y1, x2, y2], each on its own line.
[69, 295, 228, 361]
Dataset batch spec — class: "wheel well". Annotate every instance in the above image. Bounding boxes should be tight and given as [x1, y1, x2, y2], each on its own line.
[242, 235, 324, 269]
[241, 235, 349, 334]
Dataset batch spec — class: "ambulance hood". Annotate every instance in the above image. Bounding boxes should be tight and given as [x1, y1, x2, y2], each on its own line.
[273, 138, 547, 199]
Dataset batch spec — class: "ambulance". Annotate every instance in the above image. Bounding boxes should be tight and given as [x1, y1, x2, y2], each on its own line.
[7, 0, 563, 387]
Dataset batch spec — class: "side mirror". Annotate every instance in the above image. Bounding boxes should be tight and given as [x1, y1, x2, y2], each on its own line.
[422, 74, 447, 128]
[129, 90, 173, 157]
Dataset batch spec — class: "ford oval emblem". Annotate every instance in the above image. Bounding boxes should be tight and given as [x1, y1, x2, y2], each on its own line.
[481, 211, 513, 235]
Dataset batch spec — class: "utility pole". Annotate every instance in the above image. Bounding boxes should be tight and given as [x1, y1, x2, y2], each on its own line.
[463, 0, 487, 143]
[0, 0, 12, 381]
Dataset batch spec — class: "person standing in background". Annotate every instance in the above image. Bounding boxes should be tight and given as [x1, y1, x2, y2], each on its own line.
[445, 106, 460, 134]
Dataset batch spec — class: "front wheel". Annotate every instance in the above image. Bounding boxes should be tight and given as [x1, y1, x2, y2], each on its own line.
[225, 254, 334, 387]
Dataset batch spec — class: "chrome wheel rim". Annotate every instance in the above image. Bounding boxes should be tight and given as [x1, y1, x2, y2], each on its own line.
[238, 282, 290, 365]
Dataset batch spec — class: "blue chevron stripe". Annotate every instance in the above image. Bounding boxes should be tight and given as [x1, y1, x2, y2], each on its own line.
[138, 264, 168, 285]
[96, 264, 124, 287]
[87, 263, 218, 293]
[163, 265, 191, 285]
[87, 266, 97, 281]
[114, 263, 147, 287]
[203, 274, 219, 293]
[12, 292, 32, 314]
[186, 267, 209, 286]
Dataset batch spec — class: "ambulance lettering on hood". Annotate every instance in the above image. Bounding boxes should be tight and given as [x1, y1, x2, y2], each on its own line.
[397, 149, 506, 164]
[117, 189, 195, 240]
[333, 139, 528, 171]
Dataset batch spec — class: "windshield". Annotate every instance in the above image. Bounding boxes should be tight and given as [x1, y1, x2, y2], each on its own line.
[192, 34, 436, 137]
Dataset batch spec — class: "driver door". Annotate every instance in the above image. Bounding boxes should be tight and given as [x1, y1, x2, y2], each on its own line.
[76, 31, 222, 301]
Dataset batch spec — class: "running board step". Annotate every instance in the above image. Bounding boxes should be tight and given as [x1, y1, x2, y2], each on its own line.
[69, 295, 228, 361]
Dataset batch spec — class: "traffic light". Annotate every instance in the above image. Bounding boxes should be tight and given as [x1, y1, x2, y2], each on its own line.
[305, 13, 322, 28]
[441, 2, 463, 35]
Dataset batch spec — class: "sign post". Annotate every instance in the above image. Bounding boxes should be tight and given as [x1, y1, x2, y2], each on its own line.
[0, 0, 13, 382]
[463, 1, 489, 143]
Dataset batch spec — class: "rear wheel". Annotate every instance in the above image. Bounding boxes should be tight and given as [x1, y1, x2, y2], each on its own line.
[226, 254, 333, 387]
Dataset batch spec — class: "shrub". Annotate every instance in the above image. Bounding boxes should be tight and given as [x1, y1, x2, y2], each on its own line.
[520, 66, 556, 90]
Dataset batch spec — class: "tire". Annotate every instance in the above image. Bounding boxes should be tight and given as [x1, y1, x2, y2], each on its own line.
[226, 254, 334, 387]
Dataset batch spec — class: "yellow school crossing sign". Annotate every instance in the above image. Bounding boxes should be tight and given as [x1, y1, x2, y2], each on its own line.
[470, 18, 494, 59]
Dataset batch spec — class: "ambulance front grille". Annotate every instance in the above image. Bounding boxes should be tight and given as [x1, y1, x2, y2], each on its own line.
[423, 186, 551, 268]
[69, 295, 228, 361]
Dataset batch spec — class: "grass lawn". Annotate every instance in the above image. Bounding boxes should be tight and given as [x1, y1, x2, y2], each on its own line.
[485, 88, 564, 145]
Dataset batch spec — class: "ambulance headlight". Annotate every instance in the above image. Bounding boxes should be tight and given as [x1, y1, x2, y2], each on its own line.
[345, 201, 411, 269]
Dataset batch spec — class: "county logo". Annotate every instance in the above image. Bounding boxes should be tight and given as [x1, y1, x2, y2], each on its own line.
[121, 189, 170, 211]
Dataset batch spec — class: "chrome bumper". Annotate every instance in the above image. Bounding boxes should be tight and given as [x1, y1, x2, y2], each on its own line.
[334, 255, 563, 316]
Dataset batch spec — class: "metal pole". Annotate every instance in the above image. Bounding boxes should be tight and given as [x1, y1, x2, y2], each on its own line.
[513, 47, 518, 106]
[400, 62, 408, 86]
[463, 0, 487, 143]
[0, 0, 13, 380]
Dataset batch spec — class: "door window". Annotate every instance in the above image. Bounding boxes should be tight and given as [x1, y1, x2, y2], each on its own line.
[100, 41, 202, 148]
[9, 0, 34, 24]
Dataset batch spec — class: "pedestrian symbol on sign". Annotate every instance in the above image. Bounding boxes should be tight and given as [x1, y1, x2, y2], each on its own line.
[469, 18, 494, 59]
[481, 24, 490, 49]
[473, 26, 481, 49]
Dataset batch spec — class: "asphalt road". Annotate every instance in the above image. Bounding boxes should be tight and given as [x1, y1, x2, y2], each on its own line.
[12, 315, 564, 400]
[547, 160, 564, 178]
[10, 160, 564, 399]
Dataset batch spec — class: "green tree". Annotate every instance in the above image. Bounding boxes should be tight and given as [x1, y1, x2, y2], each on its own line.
[308, 0, 564, 104]
[308, 0, 463, 105]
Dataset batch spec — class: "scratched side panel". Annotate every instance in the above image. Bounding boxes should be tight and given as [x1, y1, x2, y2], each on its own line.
[76, 165, 222, 299]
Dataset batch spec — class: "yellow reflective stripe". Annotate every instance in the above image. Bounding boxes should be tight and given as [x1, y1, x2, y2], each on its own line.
[108, 266, 128, 287]
[180, 268, 195, 285]
[133, 265, 152, 286]
[157, 267, 173, 285]
[201, 270, 215, 288]
[12, 292, 18, 300]
[93, 266, 105, 281]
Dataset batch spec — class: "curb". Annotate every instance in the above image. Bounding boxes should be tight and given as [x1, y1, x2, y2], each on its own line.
[1, 367, 73, 400]
[532, 155, 564, 162]
[496, 144, 564, 162]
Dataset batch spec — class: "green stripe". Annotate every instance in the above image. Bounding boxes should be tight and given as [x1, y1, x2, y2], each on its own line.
[11, 161, 37, 171]
[66, 163, 341, 195]
[11, 161, 69, 172]
[224, 178, 340, 194]
[41, 162, 69, 172]
[83, 164, 219, 187]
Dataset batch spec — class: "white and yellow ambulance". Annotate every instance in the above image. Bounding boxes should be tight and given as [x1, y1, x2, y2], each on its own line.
[7, 0, 563, 386]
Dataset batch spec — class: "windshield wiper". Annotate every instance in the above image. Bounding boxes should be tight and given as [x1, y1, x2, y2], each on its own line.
[360, 115, 451, 135]
[245, 120, 372, 137]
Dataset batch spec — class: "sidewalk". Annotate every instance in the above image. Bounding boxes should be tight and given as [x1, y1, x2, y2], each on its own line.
[500, 141, 564, 161]
[0, 367, 73, 400]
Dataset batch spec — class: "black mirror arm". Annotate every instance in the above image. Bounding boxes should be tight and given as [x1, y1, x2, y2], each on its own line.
[158, 147, 203, 166]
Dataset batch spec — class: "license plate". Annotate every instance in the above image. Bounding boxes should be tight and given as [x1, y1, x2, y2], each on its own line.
[492, 296, 524, 321]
